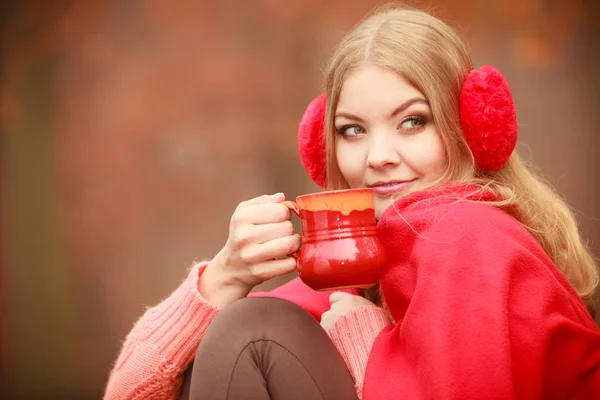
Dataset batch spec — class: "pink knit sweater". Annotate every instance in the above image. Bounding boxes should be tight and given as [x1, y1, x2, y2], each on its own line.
[104, 262, 391, 399]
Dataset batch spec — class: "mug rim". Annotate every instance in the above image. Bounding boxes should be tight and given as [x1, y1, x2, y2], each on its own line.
[296, 187, 373, 201]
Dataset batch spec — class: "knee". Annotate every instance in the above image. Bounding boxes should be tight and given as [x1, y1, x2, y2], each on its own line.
[211, 297, 312, 332]
[199, 297, 319, 348]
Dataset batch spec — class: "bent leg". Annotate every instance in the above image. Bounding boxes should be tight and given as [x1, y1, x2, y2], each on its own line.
[184, 297, 357, 400]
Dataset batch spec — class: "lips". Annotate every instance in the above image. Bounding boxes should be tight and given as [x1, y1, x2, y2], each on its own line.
[369, 179, 417, 196]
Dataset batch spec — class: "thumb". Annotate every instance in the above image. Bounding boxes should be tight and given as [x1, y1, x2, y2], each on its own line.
[329, 291, 353, 304]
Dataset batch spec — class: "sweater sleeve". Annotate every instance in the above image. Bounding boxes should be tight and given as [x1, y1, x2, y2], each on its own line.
[103, 262, 221, 400]
[327, 305, 391, 399]
[364, 201, 600, 400]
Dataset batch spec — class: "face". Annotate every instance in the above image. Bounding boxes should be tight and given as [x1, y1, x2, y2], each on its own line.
[334, 64, 446, 218]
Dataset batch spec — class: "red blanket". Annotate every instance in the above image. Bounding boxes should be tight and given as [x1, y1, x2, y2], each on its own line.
[261, 184, 600, 399]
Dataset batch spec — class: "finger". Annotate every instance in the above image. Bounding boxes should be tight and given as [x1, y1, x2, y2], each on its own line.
[238, 234, 299, 264]
[329, 291, 353, 304]
[238, 193, 285, 208]
[231, 220, 294, 247]
[252, 220, 295, 244]
[235, 203, 291, 225]
[241, 234, 300, 263]
[248, 257, 298, 282]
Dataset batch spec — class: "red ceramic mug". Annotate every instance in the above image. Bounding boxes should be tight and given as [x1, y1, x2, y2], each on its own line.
[281, 188, 386, 291]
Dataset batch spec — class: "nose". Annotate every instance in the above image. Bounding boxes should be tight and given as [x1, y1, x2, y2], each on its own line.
[366, 130, 400, 169]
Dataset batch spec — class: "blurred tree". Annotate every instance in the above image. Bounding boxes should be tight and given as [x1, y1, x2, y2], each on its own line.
[2, 1, 83, 398]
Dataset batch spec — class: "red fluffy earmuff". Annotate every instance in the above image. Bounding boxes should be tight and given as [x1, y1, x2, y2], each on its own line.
[298, 93, 327, 188]
[459, 65, 518, 173]
[297, 65, 518, 188]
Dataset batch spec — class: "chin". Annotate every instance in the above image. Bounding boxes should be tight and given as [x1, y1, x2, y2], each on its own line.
[374, 199, 394, 220]
[375, 189, 413, 219]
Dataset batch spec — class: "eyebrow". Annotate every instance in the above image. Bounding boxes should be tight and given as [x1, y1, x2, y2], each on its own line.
[335, 97, 429, 123]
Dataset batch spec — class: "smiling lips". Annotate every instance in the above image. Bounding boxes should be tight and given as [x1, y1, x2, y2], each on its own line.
[369, 179, 417, 196]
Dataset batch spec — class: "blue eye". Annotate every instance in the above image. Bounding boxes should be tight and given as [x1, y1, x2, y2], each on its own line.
[336, 125, 366, 137]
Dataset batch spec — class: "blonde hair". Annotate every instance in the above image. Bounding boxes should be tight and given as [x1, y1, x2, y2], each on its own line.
[322, 4, 599, 310]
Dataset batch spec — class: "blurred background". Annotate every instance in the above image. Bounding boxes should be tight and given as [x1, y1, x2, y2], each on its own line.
[1, 0, 599, 398]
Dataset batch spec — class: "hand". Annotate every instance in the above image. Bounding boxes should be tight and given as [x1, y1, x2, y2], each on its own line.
[320, 292, 376, 331]
[199, 193, 301, 307]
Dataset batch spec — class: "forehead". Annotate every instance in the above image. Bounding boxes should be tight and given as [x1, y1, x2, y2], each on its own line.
[337, 64, 426, 113]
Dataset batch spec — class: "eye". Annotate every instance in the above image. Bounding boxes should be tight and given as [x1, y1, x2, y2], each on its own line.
[398, 115, 427, 132]
[335, 124, 366, 137]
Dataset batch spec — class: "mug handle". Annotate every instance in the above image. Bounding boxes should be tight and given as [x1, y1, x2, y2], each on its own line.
[280, 200, 299, 216]
[280, 200, 301, 260]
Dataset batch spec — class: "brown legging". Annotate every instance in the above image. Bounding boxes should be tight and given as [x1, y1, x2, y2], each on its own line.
[179, 297, 358, 400]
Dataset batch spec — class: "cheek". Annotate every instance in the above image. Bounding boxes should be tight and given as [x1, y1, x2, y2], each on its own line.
[411, 133, 447, 176]
[429, 140, 447, 174]
[422, 147, 446, 173]
[335, 144, 364, 187]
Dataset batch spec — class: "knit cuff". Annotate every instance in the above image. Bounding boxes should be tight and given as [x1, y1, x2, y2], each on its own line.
[141, 262, 222, 368]
[327, 305, 391, 397]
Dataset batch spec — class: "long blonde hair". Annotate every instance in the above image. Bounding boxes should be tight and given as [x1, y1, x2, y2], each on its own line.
[322, 4, 599, 310]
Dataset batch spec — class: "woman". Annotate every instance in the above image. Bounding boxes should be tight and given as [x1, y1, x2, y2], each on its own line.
[104, 5, 600, 400]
